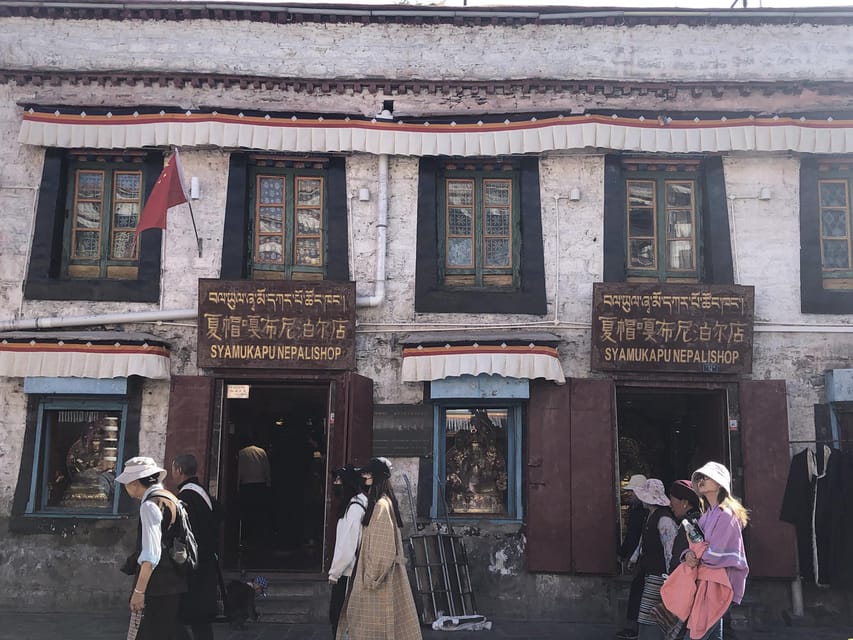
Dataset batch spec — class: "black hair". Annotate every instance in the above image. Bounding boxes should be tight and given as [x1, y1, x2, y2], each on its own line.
[172, 454, 198, 477]
[137, 472, 161, 488]
[362, 475, 403, 528]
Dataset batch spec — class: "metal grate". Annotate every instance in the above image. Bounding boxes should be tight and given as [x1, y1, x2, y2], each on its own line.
[408, 533, 477, 625]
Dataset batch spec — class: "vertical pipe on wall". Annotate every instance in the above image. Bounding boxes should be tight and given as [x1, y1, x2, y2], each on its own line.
[356, 154, 389, 307]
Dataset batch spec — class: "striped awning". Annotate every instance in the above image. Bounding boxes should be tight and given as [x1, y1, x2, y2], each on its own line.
[18, 109, 853, 156]
[402, 343, 565, 384]
[0, 331, 171, 380]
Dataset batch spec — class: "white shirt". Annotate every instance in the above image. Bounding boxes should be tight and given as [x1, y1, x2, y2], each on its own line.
[138, 484, 165, 568]
[328, 493, 368, 582]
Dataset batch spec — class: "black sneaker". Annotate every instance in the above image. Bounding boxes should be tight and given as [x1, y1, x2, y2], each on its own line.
[616, 629, 638, 640]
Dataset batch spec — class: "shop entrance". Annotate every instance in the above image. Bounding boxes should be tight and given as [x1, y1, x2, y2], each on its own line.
[616, 387, 728, 489]
[220, 382, 330, 572]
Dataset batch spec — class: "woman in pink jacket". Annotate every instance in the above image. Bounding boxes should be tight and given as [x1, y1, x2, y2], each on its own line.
[683, 462, 749, 640]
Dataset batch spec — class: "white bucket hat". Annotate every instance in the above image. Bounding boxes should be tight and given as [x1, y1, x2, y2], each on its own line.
[116, 456, 167, 484]
[633, 478, 670, 507]
[624, 474, 648, 492]
[691, 461, 732, 496]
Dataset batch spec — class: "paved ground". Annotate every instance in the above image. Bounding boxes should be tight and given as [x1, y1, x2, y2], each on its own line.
[0, 612, 850, 640]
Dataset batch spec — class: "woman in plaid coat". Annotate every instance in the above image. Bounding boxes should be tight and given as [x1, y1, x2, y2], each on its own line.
[336, 457, 422, 640]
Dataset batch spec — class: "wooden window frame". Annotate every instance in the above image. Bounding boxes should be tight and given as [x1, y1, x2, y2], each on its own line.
[10, 378, 143, 533]
[64, 161, 144, 280]
[431, 402, 523, 523]
[415, 156, 547, 315]
[439, 167, 520, 289]
[604, 155, 732, 286]
[800, 157, 853, 313]
[248, 165, 327, 280]
[625, 171, 702, 282]
[817, 173, 853, 285]
[25, 397, 130, 516]
[24, 149, 163, 302]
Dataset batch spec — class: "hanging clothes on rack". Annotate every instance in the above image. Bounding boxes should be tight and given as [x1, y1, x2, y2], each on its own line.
[779, 444, 853, 587]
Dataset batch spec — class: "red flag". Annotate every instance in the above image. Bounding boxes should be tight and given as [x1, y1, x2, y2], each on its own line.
[135, 150, 189, 236]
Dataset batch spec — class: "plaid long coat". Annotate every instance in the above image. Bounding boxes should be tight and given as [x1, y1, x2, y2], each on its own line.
[336, 496, 422, 640]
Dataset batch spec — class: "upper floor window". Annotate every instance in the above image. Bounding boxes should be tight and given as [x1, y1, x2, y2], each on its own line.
[800, 158, 853, 313]
[249, 157, 327, 280]
[414, 156, 546, 315]
[818, 173, 853, 280]
[440, 163, 520, 289]
[65, 155, 145, 280]
[603, 155, 733, 285]
[626, 166, 701, 282]
[25, 149, 163, 302]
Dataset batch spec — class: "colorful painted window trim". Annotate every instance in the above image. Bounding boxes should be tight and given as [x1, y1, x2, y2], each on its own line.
[65, 155, 146, 280]
[249, 164, 327, 280]
[439, 162, 521, 289]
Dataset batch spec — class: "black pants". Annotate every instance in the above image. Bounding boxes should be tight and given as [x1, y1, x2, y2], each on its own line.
[138, 594, 181, 640]
[627, 568, 645, 622]
[175, 623, 214, 640]
[329, 576, 350, 637]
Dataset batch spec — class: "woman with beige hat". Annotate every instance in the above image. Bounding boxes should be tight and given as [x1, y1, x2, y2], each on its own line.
[117, 456, 187, 640]
[630, 478, 678, 640]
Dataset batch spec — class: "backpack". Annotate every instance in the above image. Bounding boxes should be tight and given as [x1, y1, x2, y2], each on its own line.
[145, 490, 199, 571]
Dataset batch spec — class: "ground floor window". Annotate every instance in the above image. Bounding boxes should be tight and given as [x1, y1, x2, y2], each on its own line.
[433, 405, 522, 520]
[26, 398, 129, 515]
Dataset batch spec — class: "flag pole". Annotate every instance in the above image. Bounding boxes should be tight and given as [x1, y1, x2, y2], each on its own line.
[185, 199, 203, 257]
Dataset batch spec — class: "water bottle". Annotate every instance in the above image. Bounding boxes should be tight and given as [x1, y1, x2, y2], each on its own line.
[682, 519, 704, 543]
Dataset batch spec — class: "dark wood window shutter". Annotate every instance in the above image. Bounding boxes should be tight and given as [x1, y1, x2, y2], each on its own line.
[164, 376, 214, 485]
[526, 379, 573, 572]
[526, 378, 616, 574]
[740, 379, 797, 578]
[569, 378, 617, 574]
[345, 372, 374, 468]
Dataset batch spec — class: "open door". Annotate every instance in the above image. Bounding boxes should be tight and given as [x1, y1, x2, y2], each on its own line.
[164, 376, 214, 487]
[324, 372, 374, 570]
[740, 379, 797, 578]
[526, 378, 617, 574]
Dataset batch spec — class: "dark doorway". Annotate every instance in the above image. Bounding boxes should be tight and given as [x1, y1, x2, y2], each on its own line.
[220, 382, 330, 572]
[616, 388, 728, 489]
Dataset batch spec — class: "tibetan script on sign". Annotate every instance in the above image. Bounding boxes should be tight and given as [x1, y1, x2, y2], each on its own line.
[197, 279, 355, 370]
[590, 282, 754, 374]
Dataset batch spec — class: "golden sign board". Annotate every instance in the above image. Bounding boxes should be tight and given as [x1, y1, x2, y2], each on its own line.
[591, 282, 754, 374]
[197, 279, 355, 370]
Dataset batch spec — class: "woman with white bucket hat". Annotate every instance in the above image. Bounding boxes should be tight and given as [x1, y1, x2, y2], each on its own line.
[117, 456, 187, 640]
[682, 462, 749, 640]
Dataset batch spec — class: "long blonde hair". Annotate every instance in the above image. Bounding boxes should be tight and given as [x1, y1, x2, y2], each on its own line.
[700, 489, 749, 529]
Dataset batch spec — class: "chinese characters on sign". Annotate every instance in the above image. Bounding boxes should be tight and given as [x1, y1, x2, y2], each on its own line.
[197, 279, 355, 370]
[590, 283, 754, 374]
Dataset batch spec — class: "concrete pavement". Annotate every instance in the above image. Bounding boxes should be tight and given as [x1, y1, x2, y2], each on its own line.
[0, 612, 850, 640]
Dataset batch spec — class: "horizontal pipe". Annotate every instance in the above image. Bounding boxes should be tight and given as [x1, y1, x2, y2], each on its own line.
[0, 309, 197, 331]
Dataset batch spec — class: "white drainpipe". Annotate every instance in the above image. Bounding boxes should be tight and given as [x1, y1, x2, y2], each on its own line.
[355, 153, 389, 308]
[0, 309, 198, 332]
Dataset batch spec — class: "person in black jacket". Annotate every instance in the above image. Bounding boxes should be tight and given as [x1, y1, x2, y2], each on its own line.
[617, 475, 648, 640]
[171, 454, 223, 640]
[668, 479, 702, 574]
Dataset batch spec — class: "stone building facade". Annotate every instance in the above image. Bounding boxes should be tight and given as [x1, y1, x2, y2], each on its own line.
[1, 0, 852, 624]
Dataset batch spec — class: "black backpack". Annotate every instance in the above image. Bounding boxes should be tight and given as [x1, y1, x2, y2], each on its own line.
[146, 490, 200, 571]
